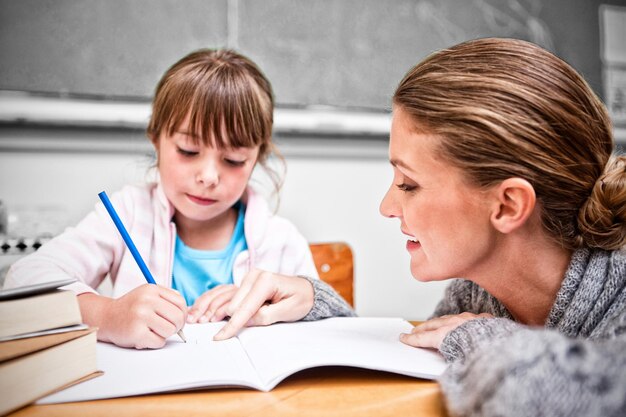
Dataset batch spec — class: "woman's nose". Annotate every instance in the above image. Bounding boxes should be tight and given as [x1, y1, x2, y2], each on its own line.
[379, 187, 398, 219]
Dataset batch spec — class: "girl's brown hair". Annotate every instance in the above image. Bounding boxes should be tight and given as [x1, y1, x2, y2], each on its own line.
[394, 37, 626, 250]
[147, 48, 283, 192]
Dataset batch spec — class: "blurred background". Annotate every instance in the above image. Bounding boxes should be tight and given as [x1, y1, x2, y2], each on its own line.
[0, 0, 625, 320]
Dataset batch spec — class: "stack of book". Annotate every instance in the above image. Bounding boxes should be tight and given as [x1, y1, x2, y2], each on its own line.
[0, 279, 99, 415]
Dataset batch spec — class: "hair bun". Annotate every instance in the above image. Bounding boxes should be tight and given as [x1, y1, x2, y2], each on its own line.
[578, 155, 626, 250]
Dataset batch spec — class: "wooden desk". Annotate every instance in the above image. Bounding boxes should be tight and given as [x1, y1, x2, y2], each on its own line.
[10, 367, 446, 417]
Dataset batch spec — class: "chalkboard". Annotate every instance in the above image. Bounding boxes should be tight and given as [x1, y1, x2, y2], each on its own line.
[1, 0, 624, 110]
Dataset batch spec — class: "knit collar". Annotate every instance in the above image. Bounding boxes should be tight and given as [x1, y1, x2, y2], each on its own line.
[546, 248, 626, 337]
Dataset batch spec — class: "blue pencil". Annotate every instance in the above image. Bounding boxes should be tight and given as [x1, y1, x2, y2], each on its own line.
[98, 191, 187, 343]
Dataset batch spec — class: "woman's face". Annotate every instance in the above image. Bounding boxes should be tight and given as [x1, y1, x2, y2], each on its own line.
[380, 106, 497, 282]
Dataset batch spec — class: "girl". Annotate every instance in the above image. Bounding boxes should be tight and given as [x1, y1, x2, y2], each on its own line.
[218, 38, 626, 416]
[5, 49, 322, 349]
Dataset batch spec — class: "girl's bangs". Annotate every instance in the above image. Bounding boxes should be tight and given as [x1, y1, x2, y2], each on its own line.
[166, 70, 271, 150]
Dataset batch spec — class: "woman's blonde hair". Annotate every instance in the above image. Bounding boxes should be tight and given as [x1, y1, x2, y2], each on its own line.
[147, 48, 283, 192]
[394, 37, 626, 250]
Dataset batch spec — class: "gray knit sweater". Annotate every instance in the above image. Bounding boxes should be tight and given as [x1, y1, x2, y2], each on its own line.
[300, 275, 356, 321]
[434, 248, 626, 417]
[304, 248, 626, 417]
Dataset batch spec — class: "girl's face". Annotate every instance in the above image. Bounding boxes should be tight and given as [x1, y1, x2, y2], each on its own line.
[156, 117, 260, 227]
[380, 107, 497, 282]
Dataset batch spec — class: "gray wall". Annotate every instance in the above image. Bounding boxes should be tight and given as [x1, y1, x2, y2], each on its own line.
[2, 0, 625, 109]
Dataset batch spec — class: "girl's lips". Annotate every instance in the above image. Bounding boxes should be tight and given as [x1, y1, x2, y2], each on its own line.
[187, 194, 217, 206]
[406, 239, 421, 251]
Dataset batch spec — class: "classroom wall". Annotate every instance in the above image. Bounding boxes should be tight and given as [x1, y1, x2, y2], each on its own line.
[2, 0, 625, 106]
[1, 0, 625, 319]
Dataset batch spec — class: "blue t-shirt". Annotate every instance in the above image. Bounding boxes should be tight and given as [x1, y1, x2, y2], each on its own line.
[172, 205, 247, 306]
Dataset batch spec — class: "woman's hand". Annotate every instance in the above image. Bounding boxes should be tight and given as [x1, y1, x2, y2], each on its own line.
[401, 312, 494, 350]
[79, 284, 187, 349]
[187, 284, 239, 324]
[213, 269, 314, 341]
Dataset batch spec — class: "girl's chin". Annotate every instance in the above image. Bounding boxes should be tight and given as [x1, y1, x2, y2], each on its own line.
[176, 207, 220, 223]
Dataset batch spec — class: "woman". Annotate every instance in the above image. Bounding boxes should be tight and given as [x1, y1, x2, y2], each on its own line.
[210, 38, 626, 416]
[379, 37, 626, 416]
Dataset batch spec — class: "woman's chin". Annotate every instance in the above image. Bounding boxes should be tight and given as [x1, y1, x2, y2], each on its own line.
[410, 265, 441, 282]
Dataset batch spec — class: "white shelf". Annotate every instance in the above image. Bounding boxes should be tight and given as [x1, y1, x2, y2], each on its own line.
[1, 91, 622, 150]
[0, 91, 391, 137]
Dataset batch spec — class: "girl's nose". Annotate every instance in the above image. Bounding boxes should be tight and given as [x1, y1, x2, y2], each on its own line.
[196, 162, 219, 187]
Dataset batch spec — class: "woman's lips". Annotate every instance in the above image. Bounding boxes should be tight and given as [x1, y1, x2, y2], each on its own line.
[402, 229, 420, 251]
[406, 239, 421, 251]
[187, 194, 217, 206]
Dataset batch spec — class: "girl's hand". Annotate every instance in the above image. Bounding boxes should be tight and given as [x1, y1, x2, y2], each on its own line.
[213, 269, 314, 341]
[187, 284, 239, 323]
[400, 312, 494, 350]
[80, 284, 187, 349]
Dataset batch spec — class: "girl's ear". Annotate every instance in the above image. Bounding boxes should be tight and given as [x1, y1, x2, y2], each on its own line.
[489, 178, 536, 234]
[150, 133, 160, 150]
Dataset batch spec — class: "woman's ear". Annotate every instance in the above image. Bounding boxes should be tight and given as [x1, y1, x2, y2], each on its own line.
[490, 178, 536, 234]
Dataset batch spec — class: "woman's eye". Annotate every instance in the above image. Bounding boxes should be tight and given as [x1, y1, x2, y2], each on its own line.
[177, 147, 198, 157]
[396, 183, 418, 192]
[224, 158, 246, 167]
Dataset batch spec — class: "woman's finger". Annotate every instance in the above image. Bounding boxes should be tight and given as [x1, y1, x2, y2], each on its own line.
[245, 296, 301, 327]
[226, 269, 262, 314]
[412, 316, 452, 332]
[413, 312, 492, 333]
[400, 329, 440, 349]
[214, 273, 278, 340]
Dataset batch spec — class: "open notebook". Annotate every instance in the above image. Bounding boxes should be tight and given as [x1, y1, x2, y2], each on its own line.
[40, 317, 447, 403]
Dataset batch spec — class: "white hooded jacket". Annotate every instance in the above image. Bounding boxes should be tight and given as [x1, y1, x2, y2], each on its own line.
[5, 182, 319, 297]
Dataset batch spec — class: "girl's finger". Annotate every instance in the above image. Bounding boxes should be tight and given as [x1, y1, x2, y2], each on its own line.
[188, 285, 235, 323]
[153, 296, 187, 335]
[201, 286, 238, 323]
[207, 288, 239, 322]
[157, 285, 189, 316]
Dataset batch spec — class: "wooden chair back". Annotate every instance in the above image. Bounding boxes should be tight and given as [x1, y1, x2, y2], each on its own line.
[309, 242, 354, 306]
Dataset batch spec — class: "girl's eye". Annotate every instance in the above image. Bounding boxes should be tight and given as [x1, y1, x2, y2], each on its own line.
[177, 147, 198, 157]
[396, 183, 418, 192]
[224, 158, 246, 167]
